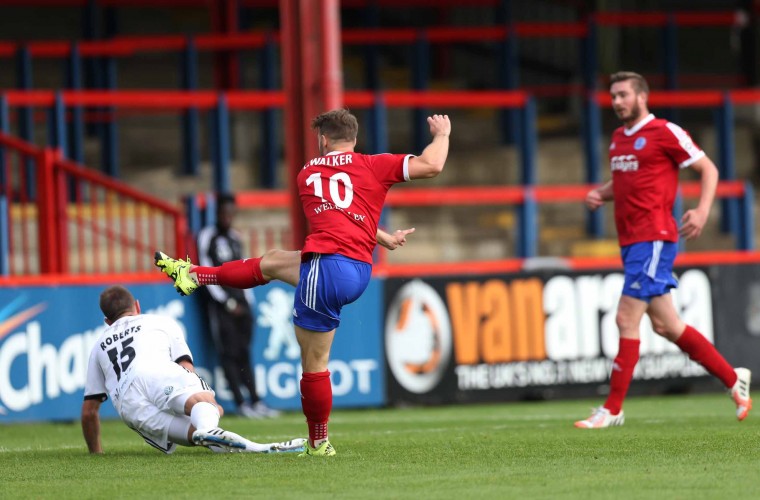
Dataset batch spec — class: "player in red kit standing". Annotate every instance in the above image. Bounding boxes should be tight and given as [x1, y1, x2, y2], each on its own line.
[156, 109, 451, 455]
[575, 71, 751, 428]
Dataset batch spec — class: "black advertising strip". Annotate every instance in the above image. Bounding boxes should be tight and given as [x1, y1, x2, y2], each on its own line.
[383, 264, 747, 407]
[709, 264, 760, 373]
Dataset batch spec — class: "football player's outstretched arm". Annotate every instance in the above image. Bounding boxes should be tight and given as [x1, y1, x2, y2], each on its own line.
[81, 399, 103, 454]
[407, 115, 451, 179]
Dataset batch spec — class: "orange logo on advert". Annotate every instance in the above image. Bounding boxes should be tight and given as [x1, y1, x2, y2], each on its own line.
[446, 278, 546, 364]
[385, 280, 452, 394]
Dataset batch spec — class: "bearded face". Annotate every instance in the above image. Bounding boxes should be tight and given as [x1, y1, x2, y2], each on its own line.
[610, 80, 646, 125]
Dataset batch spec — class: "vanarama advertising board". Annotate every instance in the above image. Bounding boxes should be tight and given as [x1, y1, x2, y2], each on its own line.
[384, 269, 721, 405]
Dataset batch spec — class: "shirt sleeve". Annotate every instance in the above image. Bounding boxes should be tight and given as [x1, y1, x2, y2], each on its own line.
[83, 347, 108, 402]
[662, 122, 706, 169]
[166, 318, 193, 363]
[369, 153, 414, 186]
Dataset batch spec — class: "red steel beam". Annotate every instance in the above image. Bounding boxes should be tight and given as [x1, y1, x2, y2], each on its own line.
[280, 0, 343, 249]
[223, 181, 746, 209]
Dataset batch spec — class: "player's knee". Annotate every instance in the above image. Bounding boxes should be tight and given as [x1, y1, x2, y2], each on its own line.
[651, 318, 668, 336]
[262, 248, 278, 262]
[652, 320, 681, 341]
[184, 392, 219, 416]
[615, 311, 638, 333]
[262, 249, 288, 269]
[262, 249, 300, 284]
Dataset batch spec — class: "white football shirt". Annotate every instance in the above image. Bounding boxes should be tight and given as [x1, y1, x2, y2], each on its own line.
[84, 314, 192, 405]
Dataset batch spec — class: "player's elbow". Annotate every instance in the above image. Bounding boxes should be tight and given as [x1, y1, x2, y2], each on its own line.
[708, 162, 719, 179]
[416, 161, 445, 179]
[693, 156, 719, 178]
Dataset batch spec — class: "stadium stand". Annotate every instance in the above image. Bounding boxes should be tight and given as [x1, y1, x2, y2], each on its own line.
[0, 0, 757, 272]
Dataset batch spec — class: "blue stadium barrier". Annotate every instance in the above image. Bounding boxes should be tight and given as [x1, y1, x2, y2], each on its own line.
[66, 43, 85, 164]
[185, 195, 202, 237]
[48, 93, 67, 158]
[212, 94, 231, 193]
[184, 191, 217, 239]
[519, 188, 537, 258]
[16, 46, 34, 200]
[412, 33, 430, 154]
[520, 96, 537, 186]
[717, 94, 738, 236]
[363, 1, 381, 92]
[101, 55, 119, 177]
[740, 182, 755, 250]
[0, 96, 7, 211]
[582, 18, 597, 92]
[497, 0, 519, 146]
[0, 95, 8, 136]
[661, 14, 680, 123]
[260, 35, 278, 188]
[368, 93, 389, 155]
[0, 196, 8, 276]
[181, 37, 201, 177]
[674, 191, 685, 253]
[582, 95, 604, 238]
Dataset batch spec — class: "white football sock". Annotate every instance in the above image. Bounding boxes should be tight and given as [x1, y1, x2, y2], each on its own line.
[190, 402, 220, 431]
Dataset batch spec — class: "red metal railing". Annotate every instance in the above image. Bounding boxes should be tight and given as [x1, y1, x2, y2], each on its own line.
[0, 132, 187, 275]
[197, 181, 755, 271]
[0, 9, 746, 59]
[0, 10, 749, 97]
[1, 89, 529, 109]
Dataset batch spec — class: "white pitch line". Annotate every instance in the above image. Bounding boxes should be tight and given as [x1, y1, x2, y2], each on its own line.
[0, 444, 83, 453]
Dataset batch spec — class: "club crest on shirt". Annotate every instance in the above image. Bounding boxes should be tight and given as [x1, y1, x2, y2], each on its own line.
[633, 137, 646, 150]
[164, 386, 174, 396]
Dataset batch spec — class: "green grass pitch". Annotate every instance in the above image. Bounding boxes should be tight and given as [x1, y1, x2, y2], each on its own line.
[1, 393, 758, 499]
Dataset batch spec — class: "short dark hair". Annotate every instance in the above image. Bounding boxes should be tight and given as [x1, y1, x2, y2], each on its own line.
[99, 285, 136, 323]
[311, 108, 359, 143]
[609, 71, 649, 94]
[215, 192, 236, 214]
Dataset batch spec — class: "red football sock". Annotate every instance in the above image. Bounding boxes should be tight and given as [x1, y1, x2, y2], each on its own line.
[197, 257, 269, 288]
[604, 338, 640, 415]
[191, 265, 220, 285]
[675, 325, 737, 388]
[300, 370, 332, 447]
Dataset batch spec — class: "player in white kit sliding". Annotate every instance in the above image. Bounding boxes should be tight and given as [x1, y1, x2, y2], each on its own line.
[81, 285, 305, 454]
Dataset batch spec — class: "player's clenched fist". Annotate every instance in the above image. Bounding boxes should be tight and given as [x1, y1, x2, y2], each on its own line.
[427, 114, 451, 137]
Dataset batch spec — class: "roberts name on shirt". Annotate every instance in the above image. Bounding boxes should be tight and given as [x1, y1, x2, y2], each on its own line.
[100, 325, 141, 350]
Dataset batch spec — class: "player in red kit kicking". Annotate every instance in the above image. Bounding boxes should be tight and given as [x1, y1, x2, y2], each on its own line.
[156, 109, 451, 454]
[575, 71, 751, 428]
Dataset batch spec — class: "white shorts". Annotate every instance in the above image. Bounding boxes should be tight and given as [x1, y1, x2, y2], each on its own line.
[118, 362, 214, 454]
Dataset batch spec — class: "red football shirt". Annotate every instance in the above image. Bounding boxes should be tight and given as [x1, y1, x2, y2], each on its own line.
[609, 114, 705, 246]
[297, 151, 412, 263]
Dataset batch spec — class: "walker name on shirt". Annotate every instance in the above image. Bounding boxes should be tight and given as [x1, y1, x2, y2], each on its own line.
[99, 325, 141, 351]
[308, 154, 353, 167]
[610, 154, 639, 172]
